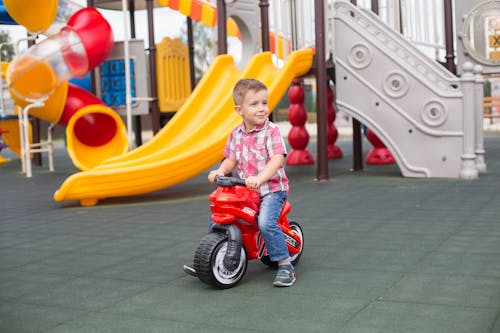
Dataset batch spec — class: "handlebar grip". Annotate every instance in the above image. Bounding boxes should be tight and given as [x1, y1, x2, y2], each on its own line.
[216, 176, 246, 187]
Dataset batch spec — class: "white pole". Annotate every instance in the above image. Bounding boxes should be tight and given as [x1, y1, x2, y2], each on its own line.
[0, 43, 6, 117]
[122, 0, 133, 148]
[431, 0, 439, 59]
[394, 0, 401, 33]
[22, 106, 31, 177]
[22, 99, 45, 178]
[474, 65, 486, 173]
[17, 105, 25, 173]
[460, 62, 479, 180]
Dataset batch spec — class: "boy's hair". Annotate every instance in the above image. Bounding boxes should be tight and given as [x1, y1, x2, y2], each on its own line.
[232, 79, 268, 106]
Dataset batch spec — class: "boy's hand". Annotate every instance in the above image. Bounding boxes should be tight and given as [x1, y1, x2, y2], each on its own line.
[208, 170, 225, 183]
[245, 176, 262, 189]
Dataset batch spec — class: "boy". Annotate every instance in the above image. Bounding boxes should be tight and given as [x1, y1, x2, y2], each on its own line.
[185, 78, 295, 287]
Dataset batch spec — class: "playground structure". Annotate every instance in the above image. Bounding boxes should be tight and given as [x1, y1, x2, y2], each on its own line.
[0, 0, 129, 176]
[334, 1, 485, 178]
[1, 0, 499, 205]
[54, 49, 313, 206]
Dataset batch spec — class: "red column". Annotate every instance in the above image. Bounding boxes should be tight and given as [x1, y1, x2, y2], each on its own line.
[365, 129, 395, 164]
[327, 82, 343, 159]
[286, 78, 314, 165]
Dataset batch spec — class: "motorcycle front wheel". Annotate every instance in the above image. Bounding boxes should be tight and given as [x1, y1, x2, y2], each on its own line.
[194, 232, 248, 289]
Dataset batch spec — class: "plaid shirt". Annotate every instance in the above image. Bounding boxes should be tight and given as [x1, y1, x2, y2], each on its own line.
[223, 120, 289, 196]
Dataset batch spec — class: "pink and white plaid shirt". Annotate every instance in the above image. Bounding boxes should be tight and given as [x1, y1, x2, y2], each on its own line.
[223, 120, 289, 196]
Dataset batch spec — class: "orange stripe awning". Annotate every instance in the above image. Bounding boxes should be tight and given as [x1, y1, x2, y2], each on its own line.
[158, 0, 236, 35]
[157, 0, 290, 58]
[158, 0, 217, 27]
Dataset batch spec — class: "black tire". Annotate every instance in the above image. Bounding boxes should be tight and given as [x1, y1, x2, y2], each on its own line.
[289, 221, 304, 265]
[260, 221, 304, 267]
[194, 232, 247, 289]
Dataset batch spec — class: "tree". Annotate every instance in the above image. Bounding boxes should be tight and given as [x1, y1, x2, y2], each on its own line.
[177, 20, 215, 82]
[0, 30, 15, 62]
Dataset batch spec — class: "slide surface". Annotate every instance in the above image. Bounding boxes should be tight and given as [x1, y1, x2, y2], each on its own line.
[333, 1, 475, 178]
[54, 49, 314, 206]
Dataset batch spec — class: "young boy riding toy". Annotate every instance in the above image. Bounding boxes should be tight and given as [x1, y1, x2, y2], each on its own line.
[184, 78, 298, 287]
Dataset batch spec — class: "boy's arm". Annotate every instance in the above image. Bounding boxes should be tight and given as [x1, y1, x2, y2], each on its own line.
[246, 154, 284, 189]
[208, 158, 237, 183]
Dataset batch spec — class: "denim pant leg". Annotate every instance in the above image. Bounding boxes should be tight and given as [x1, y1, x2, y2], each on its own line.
[258, 191, 289, 262]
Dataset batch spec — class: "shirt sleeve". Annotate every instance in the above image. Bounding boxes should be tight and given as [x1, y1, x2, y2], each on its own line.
[266, 125, 287, 157]
[223, 129, 236, 160]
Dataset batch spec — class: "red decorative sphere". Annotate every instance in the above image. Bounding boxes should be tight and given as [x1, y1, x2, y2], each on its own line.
[327, 123, 338, 143]
[288, 126, 310, 150]
[288, 104, 307, 126]
[288, 84, 305, 104]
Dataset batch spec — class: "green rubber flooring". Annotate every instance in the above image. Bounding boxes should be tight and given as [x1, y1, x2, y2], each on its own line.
[1, 134, 500, 333]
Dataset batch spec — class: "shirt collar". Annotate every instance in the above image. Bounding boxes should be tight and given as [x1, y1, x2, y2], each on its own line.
[237, 119, 269, 133]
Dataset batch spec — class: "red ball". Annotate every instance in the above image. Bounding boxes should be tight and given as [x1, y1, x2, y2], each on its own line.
[288, 85, 304, 104]
[327, 85, 334, 103]
[288, 104, 307, 126]
[327, 123, 338, 143]
[288, 126, 310, 150]
[327, 105, 336, 123]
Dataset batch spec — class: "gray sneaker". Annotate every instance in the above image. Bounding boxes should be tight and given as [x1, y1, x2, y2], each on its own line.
[273, 264, 296, 287]
[183, 263, 197, 277]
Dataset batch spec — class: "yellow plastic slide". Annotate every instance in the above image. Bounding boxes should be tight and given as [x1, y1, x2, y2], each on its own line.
[0, 116, 27, 158]
[54, 49, 313, 206]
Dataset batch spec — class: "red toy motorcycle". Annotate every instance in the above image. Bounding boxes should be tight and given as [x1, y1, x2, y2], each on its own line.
[193, 176, 304, 289]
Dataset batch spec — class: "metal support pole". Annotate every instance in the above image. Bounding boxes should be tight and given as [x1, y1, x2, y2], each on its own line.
[87, 0, 96, 94]
[290, 0, 298, 51]
[371, 0, 379, 14]
[350, 0, 363, 171]
[259, 0, 272, 121]
[444, 0, 456, 74]
[146, 0, 161, 134]
[187, 17, 196, 90]
[129, 0, 136, 37]
[127, 0, 142, 146]
[121, 0, 133, 146]
[260, 0, 270, 52]
[217, 0, 227, 55]
[315, 0, 329, 181]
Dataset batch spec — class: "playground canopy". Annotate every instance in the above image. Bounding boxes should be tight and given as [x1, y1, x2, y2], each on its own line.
[94, 0, 240, 38]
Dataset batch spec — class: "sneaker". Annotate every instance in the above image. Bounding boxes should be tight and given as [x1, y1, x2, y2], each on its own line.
[183, 263, 197, 277]
[273, 264, 296, 287]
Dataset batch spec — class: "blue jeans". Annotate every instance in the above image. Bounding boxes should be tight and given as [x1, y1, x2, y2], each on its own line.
[209, 191, 289, 262]
[258, 191, 290, 262]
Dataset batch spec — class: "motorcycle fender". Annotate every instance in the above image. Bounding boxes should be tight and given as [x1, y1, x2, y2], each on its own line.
[211, 224, 243, 271]
[212, 212, 239, 224]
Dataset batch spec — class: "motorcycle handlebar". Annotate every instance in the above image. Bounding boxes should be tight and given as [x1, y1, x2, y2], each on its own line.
[215, 176, 246, 187]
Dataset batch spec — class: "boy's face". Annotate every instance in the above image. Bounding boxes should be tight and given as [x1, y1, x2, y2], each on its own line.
[235, 88, 269, 130]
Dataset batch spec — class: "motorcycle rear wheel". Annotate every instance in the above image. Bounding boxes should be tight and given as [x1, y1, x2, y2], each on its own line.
[260, 221, 304, 267]
[288, 221, 304, 265]
[194, 232, 248, 289]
